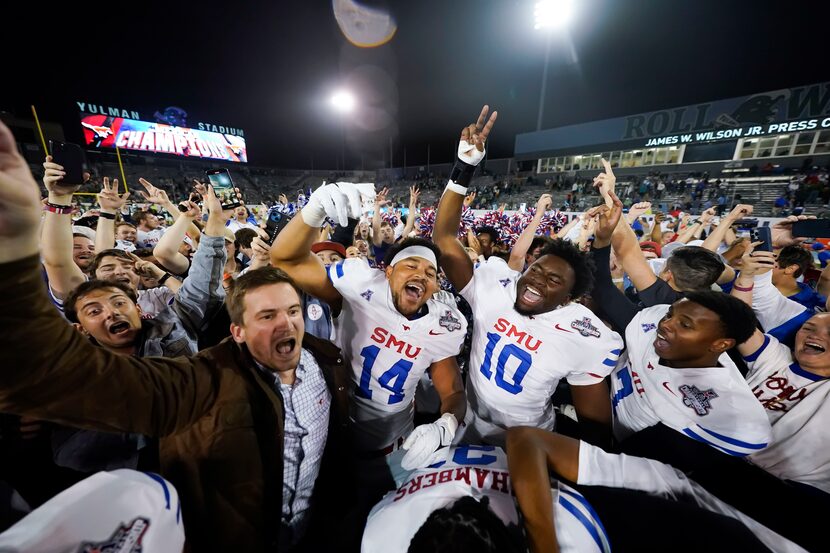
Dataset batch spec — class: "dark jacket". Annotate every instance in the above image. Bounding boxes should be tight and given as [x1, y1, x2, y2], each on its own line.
[0, 255, 353, 552]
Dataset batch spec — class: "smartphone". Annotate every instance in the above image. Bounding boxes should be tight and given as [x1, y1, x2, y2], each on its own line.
[205, 169, 242, 210]
[732, 218, 758, 229]
[264, 206, 291, 245]
[791, 219, 830, 239]
[750, 226, 773, 252]
[49, 140, 86, 185]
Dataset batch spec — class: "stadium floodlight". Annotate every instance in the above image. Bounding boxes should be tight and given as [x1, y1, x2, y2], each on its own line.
[330, 90, 355, 113]
[534, 0, 574, 30]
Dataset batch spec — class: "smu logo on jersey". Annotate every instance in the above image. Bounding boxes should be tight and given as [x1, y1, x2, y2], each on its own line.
[641, 323, 657, 333]
[493, 318, 542, 352]
[371, 327, 422, 359]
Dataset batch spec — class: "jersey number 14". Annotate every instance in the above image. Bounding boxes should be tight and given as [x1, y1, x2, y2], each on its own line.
[356, 345, 414, 404]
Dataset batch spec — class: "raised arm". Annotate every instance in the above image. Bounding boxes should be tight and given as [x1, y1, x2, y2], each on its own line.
[371, 187, 389, 248]
[41, 156, 87, 299]
[434, 105, 498, 290]
[401, 186, 419, 239]
[509, 194, 551, 271]
[153, 198, 199, 275]
[271, 182, 375, 311]
[94, 177, 129, 253]
[589, 192, 640, 333]
[0, 121, 217, 437]
[171, 185, 230, 333]
[730, 248, 775, 356]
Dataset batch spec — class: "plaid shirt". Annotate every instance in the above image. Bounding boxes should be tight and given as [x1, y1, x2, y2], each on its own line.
[257, 349, 331, 545]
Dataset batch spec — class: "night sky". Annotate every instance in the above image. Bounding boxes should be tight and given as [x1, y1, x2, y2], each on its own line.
[4, 0, 829, 169]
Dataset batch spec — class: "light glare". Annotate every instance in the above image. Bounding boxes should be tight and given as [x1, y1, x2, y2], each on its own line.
[534, 0, 574, 30]
[330, 90, 355, 113]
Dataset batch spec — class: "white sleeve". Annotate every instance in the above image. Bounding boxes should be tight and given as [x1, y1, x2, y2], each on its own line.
[458, 256, 517, 307]
[751, 272, 811, 334]
[576, 442, 808, 553]
[565, 324, 624, 386]
[327, 257, 378, 301]
[742, 334, 794, 379]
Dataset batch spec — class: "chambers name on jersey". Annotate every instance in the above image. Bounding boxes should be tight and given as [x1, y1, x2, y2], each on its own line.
[362, 445, 610, 553]
[328, 258, 466, 450]
[612, 305, 771, 457]
[459, 257, 623, 435]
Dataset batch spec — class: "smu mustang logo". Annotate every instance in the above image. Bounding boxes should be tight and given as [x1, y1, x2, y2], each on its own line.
[81, 121, 114, 139]
[680, 384, 718, 416]
[360, 289, 374, 302]
[79, 517, 149, 552]
[641, 323, 657, 333]
[439, 311, 462, 332]
[571, 317, 601, 338]
[499, 278, 511, 287]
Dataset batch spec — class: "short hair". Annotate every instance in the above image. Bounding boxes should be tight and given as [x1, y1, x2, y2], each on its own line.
[72, 233, 93, 241]
[89, 248, 135, 276]
[380, 220, 394, 229]
[64, 280, 138, 324]
[225, 267, 302, 325]
[536, 238, 595, 299]
[475, 226, 500, 244]
[116, 222, 136, 230]
[408, 496, 524, 553]
[683, 291, 759, 345]
[133, 211, 155, 224]
[528, 236, 552, 254]
[382, 237, 442, 269]
[235, 227, 259, 249]
[777, 245, 814, 278]
[665, 246, 725, 290]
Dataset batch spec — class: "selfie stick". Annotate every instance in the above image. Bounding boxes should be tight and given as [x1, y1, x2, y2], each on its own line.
[30, 106, 50, 156]
[115, 146, 129, 193]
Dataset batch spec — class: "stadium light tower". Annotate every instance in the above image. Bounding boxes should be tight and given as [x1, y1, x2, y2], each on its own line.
[534, 0, 574, 131]
[330, 90, 355, 114]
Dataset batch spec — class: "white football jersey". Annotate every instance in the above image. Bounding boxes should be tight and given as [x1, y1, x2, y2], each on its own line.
[362, 445, 611, 553]
[459, 257, 623, 440]
[743, 334, 830, 493]
[612, 305, 772, 457]
[0, 469, 184, 553]
[329, 258, 466, 450]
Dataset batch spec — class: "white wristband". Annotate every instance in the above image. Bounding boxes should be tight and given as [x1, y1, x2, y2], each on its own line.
[445, 182, 468, 196]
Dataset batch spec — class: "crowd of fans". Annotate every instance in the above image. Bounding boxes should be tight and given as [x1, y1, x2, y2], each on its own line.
[0, 106, 827, 553]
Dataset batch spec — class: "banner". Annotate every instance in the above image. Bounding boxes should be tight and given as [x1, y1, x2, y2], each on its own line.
[79, 113, 247, 163]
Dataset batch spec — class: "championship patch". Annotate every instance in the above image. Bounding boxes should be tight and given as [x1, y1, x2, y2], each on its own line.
[360, 289, 374, 302]
[680, 384, 718, 416]
[571, 317, 601, 338]
[439, 310, 462, 332]
[78, 517, 149, 553]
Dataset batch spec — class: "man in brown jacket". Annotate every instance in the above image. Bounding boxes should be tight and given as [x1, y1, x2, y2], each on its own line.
[0, 120, 353, 552]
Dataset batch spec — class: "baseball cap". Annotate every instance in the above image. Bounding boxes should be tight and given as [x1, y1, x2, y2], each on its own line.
[311, 240, 347, 258]
[639, 240, 662, 257]
[0, 469, 184, 552]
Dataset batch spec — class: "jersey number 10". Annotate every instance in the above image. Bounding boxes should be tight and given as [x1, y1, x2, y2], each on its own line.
[479, 332, 533, 395]
[356, 345, 414, 404]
